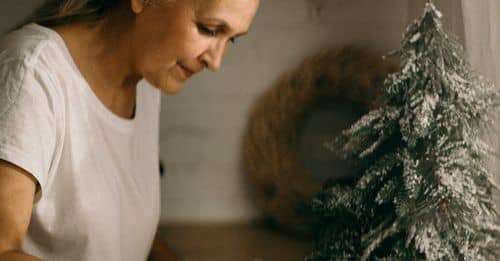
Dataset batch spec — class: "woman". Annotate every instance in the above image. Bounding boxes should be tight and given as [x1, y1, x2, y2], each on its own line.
[0, 0, 260, 260]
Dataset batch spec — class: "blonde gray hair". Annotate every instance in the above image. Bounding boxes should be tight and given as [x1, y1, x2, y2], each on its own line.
[14, 0, 196, 30]
[23, 0, 124, 27]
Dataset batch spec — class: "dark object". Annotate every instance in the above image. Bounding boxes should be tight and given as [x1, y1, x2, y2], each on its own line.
[159, 160, 164, 177]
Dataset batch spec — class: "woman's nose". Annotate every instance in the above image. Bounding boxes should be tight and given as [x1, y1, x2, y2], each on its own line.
[201, 41, 227, 72]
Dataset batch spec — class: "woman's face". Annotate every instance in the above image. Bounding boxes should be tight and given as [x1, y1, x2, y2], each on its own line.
[129, 0, 260, 94]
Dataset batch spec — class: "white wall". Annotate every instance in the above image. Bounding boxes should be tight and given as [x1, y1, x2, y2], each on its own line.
[159, 0, 410, 223]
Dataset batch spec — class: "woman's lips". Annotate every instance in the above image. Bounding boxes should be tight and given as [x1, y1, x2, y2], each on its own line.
[178, 63, 194, 78]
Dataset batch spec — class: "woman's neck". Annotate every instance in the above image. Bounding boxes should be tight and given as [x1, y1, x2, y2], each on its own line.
[51, 20, 141, 119]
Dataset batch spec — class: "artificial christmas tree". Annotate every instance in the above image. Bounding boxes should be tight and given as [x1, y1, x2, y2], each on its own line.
[308, 2, 500, 260]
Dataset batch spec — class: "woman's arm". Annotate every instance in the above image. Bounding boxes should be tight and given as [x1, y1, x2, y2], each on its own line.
[0, 160, 43, 261]
[0, 251, 43, 261]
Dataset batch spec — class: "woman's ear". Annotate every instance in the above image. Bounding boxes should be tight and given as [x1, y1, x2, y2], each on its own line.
[130, 0, 148, 14]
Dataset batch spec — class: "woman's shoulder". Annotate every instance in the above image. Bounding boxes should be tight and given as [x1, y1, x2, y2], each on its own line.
[0, 24, 69, 117]
[0, 23, 63, 69]
[0, 23, 73, 97]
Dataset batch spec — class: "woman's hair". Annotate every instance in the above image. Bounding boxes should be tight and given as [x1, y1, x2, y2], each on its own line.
[15, 0, 182, 30]
[22, 0, 124, 27]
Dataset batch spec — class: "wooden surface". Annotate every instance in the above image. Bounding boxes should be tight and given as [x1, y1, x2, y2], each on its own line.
[157, 223, 313, 261]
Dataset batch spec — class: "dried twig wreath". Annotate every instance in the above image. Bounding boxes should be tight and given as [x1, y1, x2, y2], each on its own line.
[242, 46, 398, 235]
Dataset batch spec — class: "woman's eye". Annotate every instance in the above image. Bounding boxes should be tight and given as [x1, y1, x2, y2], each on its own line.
[197, 24, 216, 36]
[197, 23, 236, 44]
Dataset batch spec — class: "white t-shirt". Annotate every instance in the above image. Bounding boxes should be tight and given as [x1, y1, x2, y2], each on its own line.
[0, 23, 161, 261]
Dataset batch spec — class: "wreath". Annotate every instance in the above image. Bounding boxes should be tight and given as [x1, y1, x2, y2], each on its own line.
[242, 46, 398, 235]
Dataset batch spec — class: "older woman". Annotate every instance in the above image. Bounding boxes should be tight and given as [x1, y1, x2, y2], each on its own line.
[0, 0, 260, 260]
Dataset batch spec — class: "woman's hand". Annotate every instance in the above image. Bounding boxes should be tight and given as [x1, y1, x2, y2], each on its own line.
[147, 236, 182, 261]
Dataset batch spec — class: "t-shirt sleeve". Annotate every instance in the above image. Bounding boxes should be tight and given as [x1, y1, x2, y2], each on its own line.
[0, 59, 58, 202]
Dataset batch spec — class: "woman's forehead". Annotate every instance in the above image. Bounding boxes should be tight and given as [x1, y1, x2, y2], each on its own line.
[191, 0, 219, 10]
[192, 0, 259, 17]
[193, 0, 259, 31]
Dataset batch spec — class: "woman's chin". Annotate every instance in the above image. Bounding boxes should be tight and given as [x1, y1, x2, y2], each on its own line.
[156, 81, 184, 95]
[143, 74, 184, 94]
